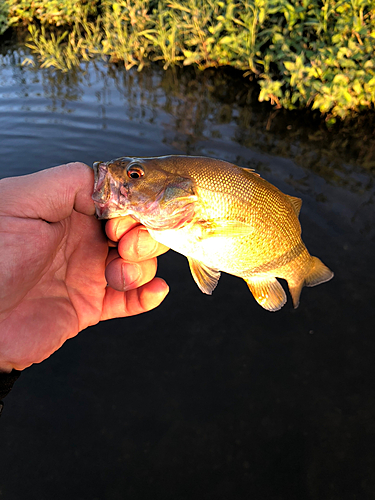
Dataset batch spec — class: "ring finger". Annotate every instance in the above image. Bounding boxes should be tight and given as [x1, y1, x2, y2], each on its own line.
[105, 255, 158, 292]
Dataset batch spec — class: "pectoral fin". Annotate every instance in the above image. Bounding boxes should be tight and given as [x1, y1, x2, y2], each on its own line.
[245, 277, 287, 311]
[187, 257, 221, 295]
[200, 220, 254, 239]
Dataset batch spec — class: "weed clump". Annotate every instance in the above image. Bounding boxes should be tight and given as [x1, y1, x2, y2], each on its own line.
[1, 0, 375, 120]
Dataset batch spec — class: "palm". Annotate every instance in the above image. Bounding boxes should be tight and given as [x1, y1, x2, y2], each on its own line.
[1, 210, 110, 368]
[0, 163, 168, 372]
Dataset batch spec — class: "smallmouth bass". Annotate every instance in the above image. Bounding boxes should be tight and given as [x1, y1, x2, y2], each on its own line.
[92, 155, 333, 311]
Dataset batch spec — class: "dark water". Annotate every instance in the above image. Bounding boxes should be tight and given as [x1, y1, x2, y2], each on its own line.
[1, 40, 375, 500]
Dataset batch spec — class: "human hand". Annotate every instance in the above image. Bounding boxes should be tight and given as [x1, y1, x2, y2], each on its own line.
[0, 163, 169, 373]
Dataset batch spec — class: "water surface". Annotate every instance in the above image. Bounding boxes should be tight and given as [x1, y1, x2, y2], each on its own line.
[0, 41, 375, 500]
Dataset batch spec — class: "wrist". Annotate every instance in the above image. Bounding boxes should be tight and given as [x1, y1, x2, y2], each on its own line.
[0, 369, 21, 403]
[0, 362, 14, 374]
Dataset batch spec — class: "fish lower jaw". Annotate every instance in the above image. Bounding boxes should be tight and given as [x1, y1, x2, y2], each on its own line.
[94, 203, 130, 220]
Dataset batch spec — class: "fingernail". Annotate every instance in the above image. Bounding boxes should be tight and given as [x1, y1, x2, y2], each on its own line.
[137, 227, 157, 257]
[122, 263, 141, 291]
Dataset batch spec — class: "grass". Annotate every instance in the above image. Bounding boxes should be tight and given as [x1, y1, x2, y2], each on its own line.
[1, 0, 375, 121]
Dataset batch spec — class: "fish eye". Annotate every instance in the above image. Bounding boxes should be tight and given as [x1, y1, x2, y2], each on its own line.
[127, 164, 145, 180]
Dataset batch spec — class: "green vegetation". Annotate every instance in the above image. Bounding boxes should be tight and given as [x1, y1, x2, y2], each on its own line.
[1, 0, 375, 121]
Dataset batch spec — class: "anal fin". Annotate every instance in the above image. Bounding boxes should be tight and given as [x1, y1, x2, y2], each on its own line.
[245, 277, 287, 312]
[187, 257, 221, 295]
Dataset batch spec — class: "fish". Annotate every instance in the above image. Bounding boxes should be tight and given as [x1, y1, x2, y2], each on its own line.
[92, 155, 333, 311]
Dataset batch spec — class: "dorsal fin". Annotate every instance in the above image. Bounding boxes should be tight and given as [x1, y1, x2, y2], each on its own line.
[240, 167, 302, 217]
[287, 195, 302, 217]
[240, 167, 261, 178]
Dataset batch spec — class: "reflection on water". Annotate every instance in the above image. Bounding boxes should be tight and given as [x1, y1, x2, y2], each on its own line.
[1, 45, 374, 240]
[1, 47, 375, 175]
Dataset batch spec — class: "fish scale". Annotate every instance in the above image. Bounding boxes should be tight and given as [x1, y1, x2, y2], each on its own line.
[92, 155, 334, 311]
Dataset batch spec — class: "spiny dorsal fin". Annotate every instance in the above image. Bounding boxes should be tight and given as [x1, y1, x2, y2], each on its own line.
[240, 167, 261, 178]
[244, 277, 287, 311]
[187, 257, 221, 295]
[241, 166, 302, 217]
[287, 195, 302, 217]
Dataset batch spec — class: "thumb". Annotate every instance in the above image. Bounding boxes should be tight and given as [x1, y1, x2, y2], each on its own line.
[0, 162, 95, 222]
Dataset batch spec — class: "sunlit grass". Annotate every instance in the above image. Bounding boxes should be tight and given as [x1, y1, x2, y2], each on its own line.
[2, 0, 375, 120]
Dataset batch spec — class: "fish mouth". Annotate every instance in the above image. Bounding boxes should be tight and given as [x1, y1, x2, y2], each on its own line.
[92, 160, 129, 219]
[92, 161, 109, 196]
[93, 200, 129, 220]
[92, 157, 198, 226]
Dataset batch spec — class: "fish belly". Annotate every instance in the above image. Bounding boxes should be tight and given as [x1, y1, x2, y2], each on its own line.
[148, 222, 332, 312]
[148, 226, 264, 277]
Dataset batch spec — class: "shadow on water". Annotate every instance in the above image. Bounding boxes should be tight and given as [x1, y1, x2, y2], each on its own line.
[0, 39, 375, 500]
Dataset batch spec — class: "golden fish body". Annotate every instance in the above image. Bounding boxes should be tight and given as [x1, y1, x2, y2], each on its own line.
[92, 155, 333, 311]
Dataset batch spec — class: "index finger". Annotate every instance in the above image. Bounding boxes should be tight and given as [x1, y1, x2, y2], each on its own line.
[105, 216, 139, 242]
[105, 216, 169, 262]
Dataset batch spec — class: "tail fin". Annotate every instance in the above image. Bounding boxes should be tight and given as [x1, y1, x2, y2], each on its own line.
[305, 256, 334, 288]
[289, 256, 334, 309]
[289, 281, 304, 309]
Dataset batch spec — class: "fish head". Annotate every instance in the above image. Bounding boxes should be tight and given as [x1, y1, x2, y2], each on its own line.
[92, 157, 198, 229]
